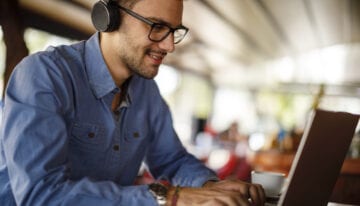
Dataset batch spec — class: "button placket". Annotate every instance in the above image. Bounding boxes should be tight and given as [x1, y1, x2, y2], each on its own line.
[111, 108, 123, 155]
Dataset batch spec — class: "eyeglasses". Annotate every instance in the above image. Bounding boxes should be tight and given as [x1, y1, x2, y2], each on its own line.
[117, 5, 189, 44]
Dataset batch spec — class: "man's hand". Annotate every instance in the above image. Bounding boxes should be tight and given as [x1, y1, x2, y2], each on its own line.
[203, 179, 266, 205]
[168, 180, 265, 206]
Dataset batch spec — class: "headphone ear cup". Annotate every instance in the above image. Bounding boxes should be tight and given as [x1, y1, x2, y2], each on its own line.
[91, 0, 120, 32]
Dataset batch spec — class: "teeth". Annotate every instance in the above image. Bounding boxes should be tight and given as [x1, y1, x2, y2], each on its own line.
[149, 51, 166, 60]
[150, 54, 162, 60]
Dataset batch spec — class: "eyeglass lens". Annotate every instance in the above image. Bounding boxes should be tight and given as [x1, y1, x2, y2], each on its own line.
[149, 24, 187, 44]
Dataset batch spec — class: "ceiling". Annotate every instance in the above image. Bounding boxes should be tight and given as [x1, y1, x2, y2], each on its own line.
[18, 0, 360, 95]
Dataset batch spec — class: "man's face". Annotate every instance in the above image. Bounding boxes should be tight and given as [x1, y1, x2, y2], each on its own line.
[115, 0, 184, 79]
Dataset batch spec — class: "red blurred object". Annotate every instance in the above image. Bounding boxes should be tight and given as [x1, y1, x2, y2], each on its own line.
[216, 152, 252, 181]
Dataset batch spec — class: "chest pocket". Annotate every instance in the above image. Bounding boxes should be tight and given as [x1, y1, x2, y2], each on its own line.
[70, 122, 108, 151]
[124, 126, 148, 142]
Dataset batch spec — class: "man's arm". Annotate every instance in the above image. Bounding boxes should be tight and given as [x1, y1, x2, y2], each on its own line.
[0, 56, 157, 206]
[143, 86, 218, 187]
[142, 82, 265, 205]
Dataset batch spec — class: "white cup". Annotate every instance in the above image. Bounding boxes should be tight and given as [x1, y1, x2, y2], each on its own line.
[251, 171, 285, 197]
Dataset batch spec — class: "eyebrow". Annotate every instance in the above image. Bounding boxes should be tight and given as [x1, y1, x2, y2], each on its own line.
[147, 17, 184, 29]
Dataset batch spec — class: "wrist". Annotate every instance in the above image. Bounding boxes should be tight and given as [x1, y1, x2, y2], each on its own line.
[165, 185, 181, 206]
[202, 180, 218, 188]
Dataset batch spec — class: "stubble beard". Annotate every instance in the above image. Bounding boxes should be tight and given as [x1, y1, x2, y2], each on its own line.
[119, 36, 160, 79]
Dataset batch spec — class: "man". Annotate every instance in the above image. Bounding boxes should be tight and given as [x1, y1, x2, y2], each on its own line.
[0, 0, 265, 205]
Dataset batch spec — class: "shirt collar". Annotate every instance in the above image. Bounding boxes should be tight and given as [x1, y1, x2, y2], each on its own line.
[84, 32, 117, 99]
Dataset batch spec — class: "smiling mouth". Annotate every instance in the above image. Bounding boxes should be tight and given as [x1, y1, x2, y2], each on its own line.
[147, 51, 167, 64]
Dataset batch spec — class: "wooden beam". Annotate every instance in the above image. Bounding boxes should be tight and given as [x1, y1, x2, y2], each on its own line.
[19, 0, 95, 35]
[71, 0, 95, 10]
[0, 0, 29, 97]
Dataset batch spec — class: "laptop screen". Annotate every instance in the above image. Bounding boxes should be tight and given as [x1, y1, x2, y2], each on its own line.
[278, 109, 359, 206]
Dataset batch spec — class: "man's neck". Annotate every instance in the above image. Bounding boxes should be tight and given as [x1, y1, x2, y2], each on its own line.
[99, 32, 132, 87]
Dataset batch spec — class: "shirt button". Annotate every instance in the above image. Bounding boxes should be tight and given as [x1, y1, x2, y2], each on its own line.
[113, 145, 120, 151]
[88, 132, 95, 138]
[133, 132, 140, 138]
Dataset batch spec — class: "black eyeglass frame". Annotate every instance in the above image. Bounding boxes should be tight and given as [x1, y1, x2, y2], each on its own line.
[117, 4, 189, 44]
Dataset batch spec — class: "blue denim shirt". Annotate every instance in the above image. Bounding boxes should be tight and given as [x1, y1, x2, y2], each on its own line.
[0, 33, 217, 206]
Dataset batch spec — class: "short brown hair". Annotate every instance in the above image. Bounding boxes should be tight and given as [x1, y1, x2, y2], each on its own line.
[117, 0, 142, 8]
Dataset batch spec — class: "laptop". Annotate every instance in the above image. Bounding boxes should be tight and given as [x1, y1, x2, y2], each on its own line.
[276, 109, 359, 206]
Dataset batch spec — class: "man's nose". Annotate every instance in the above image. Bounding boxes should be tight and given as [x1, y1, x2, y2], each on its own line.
[158, 33, 175, 53]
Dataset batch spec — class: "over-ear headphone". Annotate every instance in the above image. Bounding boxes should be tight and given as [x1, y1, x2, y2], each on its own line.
[91, 0, 120, 32]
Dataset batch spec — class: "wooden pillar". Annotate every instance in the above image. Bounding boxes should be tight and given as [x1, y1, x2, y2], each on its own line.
[0, 0, 29, 98]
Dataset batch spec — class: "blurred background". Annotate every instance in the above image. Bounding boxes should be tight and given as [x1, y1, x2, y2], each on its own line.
[1, 0, 360, 203]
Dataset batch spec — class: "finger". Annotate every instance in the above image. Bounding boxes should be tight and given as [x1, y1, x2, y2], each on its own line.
[203, 199, 227, 206]
[219, 194, 250, 206]
[206, 189, 251, 206]
[256, 184, 266, 205]
[249, 185, 261, 205]
[237, 183, 250, 198]
[237, 196, 251, 206]
[252, 183, 265, 205]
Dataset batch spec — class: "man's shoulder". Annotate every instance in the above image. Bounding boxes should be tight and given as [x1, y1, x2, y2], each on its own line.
[44, 40, 86, 63]
[16, 41, 86, 74]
